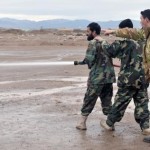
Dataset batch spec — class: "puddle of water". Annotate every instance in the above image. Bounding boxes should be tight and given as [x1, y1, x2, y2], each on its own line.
[0, 76, 149, 111]
[0, 83, 86, 100]
[0, 76, 88, 85]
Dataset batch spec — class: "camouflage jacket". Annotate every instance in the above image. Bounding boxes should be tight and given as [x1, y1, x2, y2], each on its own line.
[78, 39, 116, 84]
[101, 39, 146, 88]
[115, 28, 150, 81]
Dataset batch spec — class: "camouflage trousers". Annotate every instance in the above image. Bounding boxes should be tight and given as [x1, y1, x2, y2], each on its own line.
[106, 86, 149, 129]
[81, 83, 113, 116]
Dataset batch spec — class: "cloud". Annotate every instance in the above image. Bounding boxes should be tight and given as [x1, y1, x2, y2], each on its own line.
[0, 0, 149, 21]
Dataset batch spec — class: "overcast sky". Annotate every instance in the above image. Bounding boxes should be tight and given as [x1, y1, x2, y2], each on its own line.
[0, 0, 149, 21]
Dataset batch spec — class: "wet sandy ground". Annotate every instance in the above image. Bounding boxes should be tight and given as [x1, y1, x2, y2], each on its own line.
[0, 46, 150, 150]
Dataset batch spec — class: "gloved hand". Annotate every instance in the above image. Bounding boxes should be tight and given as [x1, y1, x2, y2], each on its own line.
[74, 61, 78, 65]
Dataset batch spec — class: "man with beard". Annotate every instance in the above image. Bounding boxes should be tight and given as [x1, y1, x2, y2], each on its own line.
[74, 22, 116, 130]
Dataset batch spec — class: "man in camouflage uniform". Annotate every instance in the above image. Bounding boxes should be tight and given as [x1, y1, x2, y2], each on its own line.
[104, 9, 150, 83]
[74, 22, 116, 130]
[103, 9, 150, 141]
[100, 18, 150, 135]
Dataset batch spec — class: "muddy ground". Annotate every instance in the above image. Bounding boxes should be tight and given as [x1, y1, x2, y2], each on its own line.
[0, 29, 150, 150]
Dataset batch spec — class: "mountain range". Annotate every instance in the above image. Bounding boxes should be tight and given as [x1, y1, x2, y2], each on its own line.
[0, 18, 141, 30]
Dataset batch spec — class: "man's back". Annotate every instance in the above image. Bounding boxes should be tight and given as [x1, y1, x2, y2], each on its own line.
[87, 39, 116, 85]
[115, 27, 150, 81]
[102, 39, 146, 88]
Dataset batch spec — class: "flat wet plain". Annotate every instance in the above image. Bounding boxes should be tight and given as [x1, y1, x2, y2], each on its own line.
[0, 47, 150, 150]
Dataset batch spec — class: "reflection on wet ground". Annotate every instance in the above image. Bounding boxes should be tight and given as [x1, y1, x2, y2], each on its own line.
[0, 75, 149, 111]
[0, 48, 149, 150]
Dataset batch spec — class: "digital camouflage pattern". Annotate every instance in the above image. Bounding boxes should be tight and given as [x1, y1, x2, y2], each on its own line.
[102, 39, 146, 88]
[101, 39, 149, 129]
[115, 28, 150, 81]
[78, 39, 116, 84]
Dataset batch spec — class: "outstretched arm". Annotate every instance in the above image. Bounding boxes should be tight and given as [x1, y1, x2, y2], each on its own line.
[74, 41, 97, 69]
[115, 28, 145, 41]
[101, 39, 131, 59]
[104, 28, 145, 41]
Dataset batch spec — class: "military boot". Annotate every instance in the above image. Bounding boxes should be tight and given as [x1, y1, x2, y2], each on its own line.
[76, 115, 88, 130]
[100, 119, 114, 131]
[142, 128, 150, 135]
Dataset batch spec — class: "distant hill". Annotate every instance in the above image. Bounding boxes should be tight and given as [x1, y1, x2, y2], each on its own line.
[0, 18, 141, 30]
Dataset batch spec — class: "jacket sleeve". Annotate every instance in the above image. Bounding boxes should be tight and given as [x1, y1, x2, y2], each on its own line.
[77, 59, 87, 65]
[115, 28, 145, 41]
[145, 28, 150, 63]
[82, 41, 97, 69]
[101, 40, 129, 59]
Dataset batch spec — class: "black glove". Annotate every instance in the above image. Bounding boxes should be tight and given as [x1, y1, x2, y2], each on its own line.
[74, 61, 78, 65]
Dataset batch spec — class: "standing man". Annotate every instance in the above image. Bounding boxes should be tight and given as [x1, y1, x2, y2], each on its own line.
[104, 9, 150, 83]
[103, 9, 150, 141]
[100, 19, 150, 135]
[74, 22, 116, 130]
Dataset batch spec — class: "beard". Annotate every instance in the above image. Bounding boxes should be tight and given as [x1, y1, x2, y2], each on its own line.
[87, 34, 94, 41]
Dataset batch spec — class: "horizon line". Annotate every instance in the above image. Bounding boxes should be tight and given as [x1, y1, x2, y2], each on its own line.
[0, 17, 140, 22]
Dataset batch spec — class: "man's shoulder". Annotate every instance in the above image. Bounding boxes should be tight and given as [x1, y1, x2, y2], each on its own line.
[88, 39, 97, 44]
[87, 39, 98, 49]
[89, 39, 105, 45]
[86, 40, 96, 51]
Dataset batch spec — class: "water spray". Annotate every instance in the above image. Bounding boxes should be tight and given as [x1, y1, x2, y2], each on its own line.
[0, 61, 74, 67]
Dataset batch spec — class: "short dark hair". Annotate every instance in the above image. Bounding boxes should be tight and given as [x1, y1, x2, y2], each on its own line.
[141, 9, 150, 20]
[87, 22, 101, 35]
[119, 19, 133, 28]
